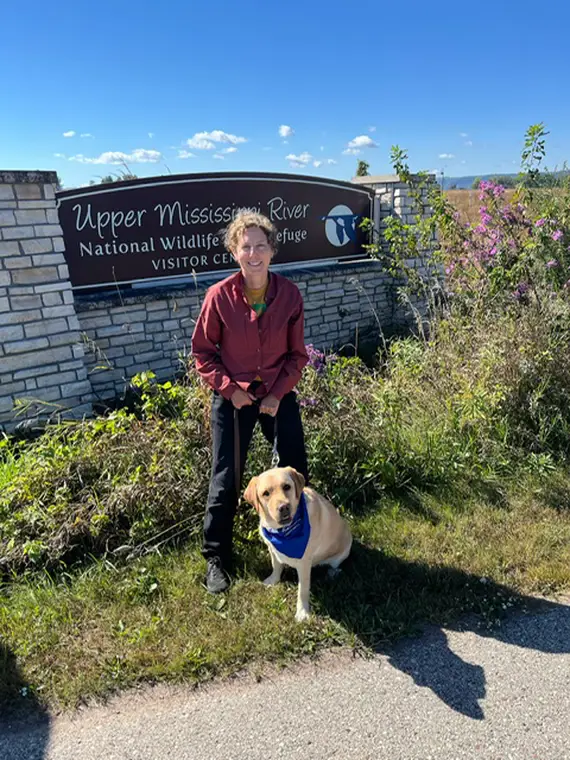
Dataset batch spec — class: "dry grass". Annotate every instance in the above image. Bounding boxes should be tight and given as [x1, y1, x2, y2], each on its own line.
[445, 189, 517, 224]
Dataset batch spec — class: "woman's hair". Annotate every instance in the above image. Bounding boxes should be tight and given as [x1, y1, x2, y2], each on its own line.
[223, 209, 278, 254]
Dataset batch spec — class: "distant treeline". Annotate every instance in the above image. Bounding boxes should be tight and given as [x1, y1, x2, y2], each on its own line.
[443, 171, 570, 190]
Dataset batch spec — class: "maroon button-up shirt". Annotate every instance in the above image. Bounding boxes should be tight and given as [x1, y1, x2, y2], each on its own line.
[191, 271, 308, 401]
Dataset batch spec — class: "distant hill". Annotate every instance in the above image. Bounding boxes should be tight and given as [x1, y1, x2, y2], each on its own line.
[441, 173, 516, 190]
[441, 171, 569, 190]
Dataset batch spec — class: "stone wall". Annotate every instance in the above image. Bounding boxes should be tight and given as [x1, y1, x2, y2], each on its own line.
[0, 171, 434, 432]
[0, 171, 92, 432]
[352, 174, 436, 327]
[75, 260, 394, 403]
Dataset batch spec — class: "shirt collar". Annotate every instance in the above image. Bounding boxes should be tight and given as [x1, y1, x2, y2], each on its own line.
[235, 271, 277, 305]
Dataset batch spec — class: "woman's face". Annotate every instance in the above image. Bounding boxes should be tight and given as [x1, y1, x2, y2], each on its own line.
[233, 226, 273, 280]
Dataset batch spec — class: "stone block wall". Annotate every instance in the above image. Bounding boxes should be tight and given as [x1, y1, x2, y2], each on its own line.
[0, 171, 92, 431]
[352, 174, 437, 327]
[75, 260, 394, 402]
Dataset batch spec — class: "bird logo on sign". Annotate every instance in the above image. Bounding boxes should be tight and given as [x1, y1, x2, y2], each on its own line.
[321, 205, 361, 246]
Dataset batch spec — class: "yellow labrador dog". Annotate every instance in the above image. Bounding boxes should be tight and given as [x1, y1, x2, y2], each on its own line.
[244, 466, 352, 622]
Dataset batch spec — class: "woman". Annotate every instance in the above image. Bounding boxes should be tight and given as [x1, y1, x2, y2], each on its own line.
[191, 210, 309, 593]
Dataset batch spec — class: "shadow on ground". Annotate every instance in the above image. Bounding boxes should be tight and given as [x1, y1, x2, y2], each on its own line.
[312, 540, 570, 721]
[0, 643, 51, 759]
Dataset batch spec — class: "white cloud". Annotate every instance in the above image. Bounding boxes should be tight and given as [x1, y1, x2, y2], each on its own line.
[326, 158, 337, 165]
[223, 147, 238, 154]
[69, 148, 163, 165]
[343, 148, 361, 155]
[80, 133, 93, 138]
[213, 154, 225, 160]
[148, 132, 154, 138]
[177, 150, 196, 159]
[465, 140, 473, 147]
[286, 151, 312, 168]
[320, 145, 325, 152]
[278, 125, 294, 138]
[187, 136, 216, 150]
[369, 126, 377, 132]
[347, 135, 377, 149]
[438, 153, 455, 159]
[63, 130, 76, 138]
[460, 132, 468, 138]
[187, 130, 247, 150]
[54, 153, 66, 159]
[313, 160, 322, 168]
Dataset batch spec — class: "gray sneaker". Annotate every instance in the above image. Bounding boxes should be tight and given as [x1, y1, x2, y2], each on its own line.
[205, 557, 230, 594]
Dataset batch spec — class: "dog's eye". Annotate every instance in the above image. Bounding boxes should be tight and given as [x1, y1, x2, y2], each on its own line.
[283, 483, 291, 491]
[262, 490, 270, 497]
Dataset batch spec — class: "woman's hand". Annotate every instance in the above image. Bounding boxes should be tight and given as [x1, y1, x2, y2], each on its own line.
[231, 388, 256, 409]
[260, 394, 280, 417]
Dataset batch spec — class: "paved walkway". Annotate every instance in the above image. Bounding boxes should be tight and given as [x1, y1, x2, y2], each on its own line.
[2, 597, 570, 759]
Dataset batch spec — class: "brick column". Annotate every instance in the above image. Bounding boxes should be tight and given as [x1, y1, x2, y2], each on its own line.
[0, 171, 93, 433]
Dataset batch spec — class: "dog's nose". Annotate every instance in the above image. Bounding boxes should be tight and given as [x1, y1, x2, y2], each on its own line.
[277, 503, 290, 516]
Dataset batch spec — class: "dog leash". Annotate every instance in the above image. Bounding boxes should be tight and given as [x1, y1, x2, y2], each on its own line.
[271, 414, 279, 468]
[234, 407, 241, 505]
[233, 403, 280, 505]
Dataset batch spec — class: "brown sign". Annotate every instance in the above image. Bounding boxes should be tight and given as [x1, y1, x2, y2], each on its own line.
[56, 172, 373, 289]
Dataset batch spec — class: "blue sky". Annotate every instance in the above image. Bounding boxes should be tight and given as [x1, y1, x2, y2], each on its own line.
[3, 0, 570, 188]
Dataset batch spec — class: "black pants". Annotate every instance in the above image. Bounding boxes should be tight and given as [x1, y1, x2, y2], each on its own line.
[203, 391, 309, 563]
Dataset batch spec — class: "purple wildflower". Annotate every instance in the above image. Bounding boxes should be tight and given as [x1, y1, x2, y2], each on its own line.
[534, 218, 546, 228]
[305, 344, 327, 374]
[299, 397, 318, 408]
[512, 282, 529, 301]
[552, 230, 563, 242]
[479, 207, 493, 225]
[546, 259, 559, 269]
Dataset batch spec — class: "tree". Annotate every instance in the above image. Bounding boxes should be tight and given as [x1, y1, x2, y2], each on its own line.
[489, 175, 517, 188]
[356, 160, 370, 177]
[98, 172, 138, 184]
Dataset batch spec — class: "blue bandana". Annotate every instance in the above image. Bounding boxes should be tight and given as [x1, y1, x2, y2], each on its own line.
[261, 493, 311, 559]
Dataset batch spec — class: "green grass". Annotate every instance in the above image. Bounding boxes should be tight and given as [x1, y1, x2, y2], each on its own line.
[3, 469, 570, 711]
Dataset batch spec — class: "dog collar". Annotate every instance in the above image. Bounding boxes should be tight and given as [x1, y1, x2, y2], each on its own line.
[262, 493, 310, 559]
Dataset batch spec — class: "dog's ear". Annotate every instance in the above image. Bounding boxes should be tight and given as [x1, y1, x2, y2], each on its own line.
[243, 476, 260, 512]
[285, 467, 305, 501]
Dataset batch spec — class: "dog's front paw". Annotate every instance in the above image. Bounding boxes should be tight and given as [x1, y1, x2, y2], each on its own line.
[295, 607, 311, 623]
[263, 574, 281, 586]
